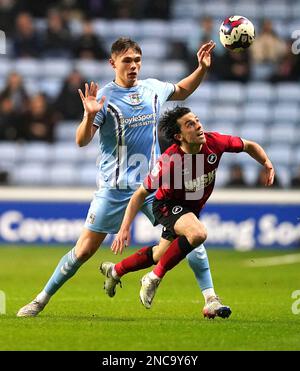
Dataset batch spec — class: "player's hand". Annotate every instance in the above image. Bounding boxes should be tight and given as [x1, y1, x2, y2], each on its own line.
[111, 228, 131, 255]
[263, 161, 275, 186]
[78, 81, 105, 116]
[197, 40, 216, 69]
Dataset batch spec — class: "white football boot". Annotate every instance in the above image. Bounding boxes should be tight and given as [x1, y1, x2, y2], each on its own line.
[139, 273, 161, 309]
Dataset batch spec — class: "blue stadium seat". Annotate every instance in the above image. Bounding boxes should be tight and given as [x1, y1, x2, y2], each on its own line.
[267, 123, 296, 144]
[139, 39, 168, 60]
[51, 143, 82, 163]
[233, 2, 259, 19]
[275, 165, 291, 187]
[275, 83, 300, 103]
[208, 121, 236, 135]
[55, 122, 76, 142]
[204, 2, 231, 19]
[246, 82, 274, 103]
[39, 78, 63, 99]
[22, 143, 52, 163]
[243, 103, 270, 122]
[140, 21, 170, 39]
[42, 59, 73, 79]
[273, 103, 299, 123]
[12, 163, 49, 185]
[0, 142, 21, 165]
[49, 164, 77, 186]
[161, 61, 187, 81]
[78, 165, 98, 186]
[239, 123, 267, 144]
[75, 60, 113, 81]
[187, 83, 214, 103]
[216, 82, 244, 104]
[169, 20, 197, 41]
[0, 58, 13, 78]
[212, 105, 240, 123]
[14, 59, 41, 78]
[265, 144, 292, 166]
[110, 20, 140, 40]
[263, 2, 290, 20]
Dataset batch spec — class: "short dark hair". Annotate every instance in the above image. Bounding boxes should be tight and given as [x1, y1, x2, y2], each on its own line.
[159, 106, 191, 145]
[111, 37, 142, 56]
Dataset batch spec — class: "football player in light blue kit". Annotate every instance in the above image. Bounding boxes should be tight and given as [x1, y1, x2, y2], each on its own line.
[17, 37, 216, 317]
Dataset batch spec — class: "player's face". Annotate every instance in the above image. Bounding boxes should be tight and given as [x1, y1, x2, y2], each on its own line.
[176, 112, 206, 145]
[110, 48, 142, 87]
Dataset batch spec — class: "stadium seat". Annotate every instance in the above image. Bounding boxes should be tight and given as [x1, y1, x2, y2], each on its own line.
[204, 2, 231, 19]
[0, 58, 13, 78]
[263, 2, 290, 20]
[22, 143, 52, 163]
[51, 143, 82, 163]
[14, 59, 41, 78]
[233, 2, 259, 19]
[139, 39, 168, 60]
[42, 59, 73, 79]
[48, 164, 78, 186]
[251, 63, 275, 81]
[267, 123, 296, 144]
[75, 60, 113, 81]
[0, 142, 21, 164]
[214, 166, 229, 188]
[212, 105, 240, 123]
[243, 103, 270, 122]
[246, 82, 274, 103]
[275, 165, 291, 187]
[265, 144, 292, 166]
[186, 101, 212, 123]
[39, 78, 63, 99]
[275, 83, 300, 103]
[78, 165, 98, 186]
[140, 21, 170, 39]
[239, 123, 267, 144]
[187, 83, 213, 103]
[243, 165, 260, 186]
[161, 61, 187, 81]
[55, 121, 76, 142]
[208, 121, 237, 135]
[273, 104, 299, 123]
[11, 163, 49, 185]
[110, 20, 140, 40]
[169, 20, 197, 41]
[216, 82, 244, 104]
[139, 61, 162, 80]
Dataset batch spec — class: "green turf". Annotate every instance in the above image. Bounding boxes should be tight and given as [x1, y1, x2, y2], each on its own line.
[0, 246, 300, 350]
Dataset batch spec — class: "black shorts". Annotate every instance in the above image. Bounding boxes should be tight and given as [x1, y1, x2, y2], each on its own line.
[152, 198, 198, 241]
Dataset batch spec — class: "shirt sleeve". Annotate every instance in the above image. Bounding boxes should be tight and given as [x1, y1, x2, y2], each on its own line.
[143, 154, 174, 193]
[211, 132, 244, 153]
[144, 78, 176, 105]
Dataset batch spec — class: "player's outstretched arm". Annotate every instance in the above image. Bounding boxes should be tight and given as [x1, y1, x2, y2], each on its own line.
[111, 185, 150, 255]
[76, 81, 105, 147]
[242, 139, 275, 186]
[170, 40, 216, 101]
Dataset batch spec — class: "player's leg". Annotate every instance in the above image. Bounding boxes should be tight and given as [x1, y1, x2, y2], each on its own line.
[140, 212, 205, 308]
[17, 229, 106, 318]
[99, 194, 169, 297]
[17, 188, 125, 317]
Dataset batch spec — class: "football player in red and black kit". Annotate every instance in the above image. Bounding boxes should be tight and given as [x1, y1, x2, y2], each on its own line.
[108, 106, 274, 318]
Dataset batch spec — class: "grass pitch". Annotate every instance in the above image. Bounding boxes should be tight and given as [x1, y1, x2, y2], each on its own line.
[0, 246, 300, 351]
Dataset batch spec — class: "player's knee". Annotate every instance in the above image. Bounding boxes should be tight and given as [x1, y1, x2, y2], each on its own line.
[187, 229, 207, 247]
[75, 241, 98, 262]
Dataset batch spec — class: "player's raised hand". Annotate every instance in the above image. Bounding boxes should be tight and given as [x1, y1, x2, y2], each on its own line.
[263, 161, 275, 186]
[78, 81, 105, 115]
[111, 228, 131, 255]
[197, 40, 216, 69]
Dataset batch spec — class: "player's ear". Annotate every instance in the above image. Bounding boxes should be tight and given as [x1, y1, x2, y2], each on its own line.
[174, 133, 182, 142]
[109, 58, 116, 69]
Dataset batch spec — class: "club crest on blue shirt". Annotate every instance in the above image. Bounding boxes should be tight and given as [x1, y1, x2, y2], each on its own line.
[128, 93, 142, 105]
[207, 153, 217, 164]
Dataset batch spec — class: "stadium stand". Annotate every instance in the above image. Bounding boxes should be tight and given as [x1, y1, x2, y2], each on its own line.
[0, 0, 299, 188]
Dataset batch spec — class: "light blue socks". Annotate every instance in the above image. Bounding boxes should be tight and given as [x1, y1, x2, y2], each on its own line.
[44, 248, 83, 296]
[186, 244, 214, 292]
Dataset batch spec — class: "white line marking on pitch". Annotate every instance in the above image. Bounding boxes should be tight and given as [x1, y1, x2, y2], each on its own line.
[245, 253, 300, 267]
